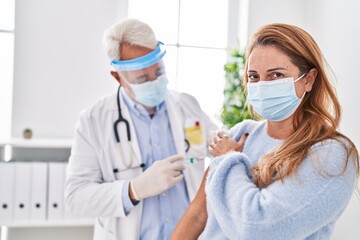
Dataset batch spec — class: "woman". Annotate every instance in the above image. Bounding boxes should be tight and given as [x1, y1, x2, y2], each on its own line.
[171, 23, 359, 240]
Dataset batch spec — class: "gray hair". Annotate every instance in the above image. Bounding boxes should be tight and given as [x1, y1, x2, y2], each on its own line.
[102, 18, 158, 60]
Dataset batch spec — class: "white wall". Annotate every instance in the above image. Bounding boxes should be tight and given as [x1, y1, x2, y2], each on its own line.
[305, 1, 360, 239]
[0, 33, 14, 140]
[247, 0, 307, 39]
[305, 0, 360, 148]
[12, 0, 127, 138]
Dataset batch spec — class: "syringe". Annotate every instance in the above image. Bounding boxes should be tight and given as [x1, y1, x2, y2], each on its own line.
[183, 157, 205, 164]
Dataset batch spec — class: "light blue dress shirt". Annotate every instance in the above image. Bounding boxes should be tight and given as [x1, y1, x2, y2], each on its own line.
[120, 89, 190, 240]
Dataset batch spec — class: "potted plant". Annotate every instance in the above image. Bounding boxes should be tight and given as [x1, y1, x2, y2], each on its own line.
[23, 128, 33, 139]
[220, 47, 258, 128]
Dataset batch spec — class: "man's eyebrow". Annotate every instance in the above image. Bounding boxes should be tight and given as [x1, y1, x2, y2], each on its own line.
[156, 66, 164, 72]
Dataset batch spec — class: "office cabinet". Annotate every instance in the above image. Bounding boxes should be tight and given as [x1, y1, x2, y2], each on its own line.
[0, 139, 94, 229]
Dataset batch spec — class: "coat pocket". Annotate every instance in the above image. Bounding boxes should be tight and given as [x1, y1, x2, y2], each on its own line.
[93, 217, 116, 240]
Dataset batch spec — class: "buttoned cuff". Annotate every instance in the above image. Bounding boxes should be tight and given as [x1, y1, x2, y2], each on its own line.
[122, 180, 137, 215]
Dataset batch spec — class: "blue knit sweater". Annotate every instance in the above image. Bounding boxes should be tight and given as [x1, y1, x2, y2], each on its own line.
[201, 120, 357, 240]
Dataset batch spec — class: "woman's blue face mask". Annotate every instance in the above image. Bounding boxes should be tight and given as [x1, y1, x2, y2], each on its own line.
[247, 74, 306, 121]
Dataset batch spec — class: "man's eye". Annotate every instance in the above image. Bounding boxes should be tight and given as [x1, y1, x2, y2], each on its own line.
[131, 76, 147, 84]
[155, 71, 164, 77]
[156, 68, 165, 77]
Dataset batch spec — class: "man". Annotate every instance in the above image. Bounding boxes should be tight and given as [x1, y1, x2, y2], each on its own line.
[65, 18, 217, 240]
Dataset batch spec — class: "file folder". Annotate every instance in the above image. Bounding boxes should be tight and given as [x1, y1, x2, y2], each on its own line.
[47, 162, 66, 221]
[30, 162, 48, 221]
[0, 163, 15, 223]
[63, 162, 76, 220]
[14, 162, 32, 221]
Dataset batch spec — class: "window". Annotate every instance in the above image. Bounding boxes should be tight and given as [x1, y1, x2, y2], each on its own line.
[0, 0, 15, 139]
[128, 0, 240, 124]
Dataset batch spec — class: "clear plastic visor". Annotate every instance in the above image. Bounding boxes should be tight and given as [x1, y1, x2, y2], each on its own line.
[111, 42, 166, 84]
[117, 60, 166, 84]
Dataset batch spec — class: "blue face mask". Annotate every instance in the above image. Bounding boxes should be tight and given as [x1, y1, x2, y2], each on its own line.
[129, 74, 168, 106]
[247, 74, 306, 121]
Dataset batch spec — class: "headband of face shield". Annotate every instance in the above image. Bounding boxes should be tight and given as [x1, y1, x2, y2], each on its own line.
[111, 41, 166, 71]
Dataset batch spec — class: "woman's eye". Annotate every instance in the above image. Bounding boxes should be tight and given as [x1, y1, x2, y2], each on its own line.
[248, 75, 259, 82]
[270, 72, 284, 79]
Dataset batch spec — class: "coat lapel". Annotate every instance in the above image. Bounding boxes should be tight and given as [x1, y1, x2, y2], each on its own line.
[165, 91, 187, 156]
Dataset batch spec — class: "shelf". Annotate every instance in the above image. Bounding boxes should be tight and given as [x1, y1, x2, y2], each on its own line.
[0, 219, 94, 228]
[0, 138, 73, 149]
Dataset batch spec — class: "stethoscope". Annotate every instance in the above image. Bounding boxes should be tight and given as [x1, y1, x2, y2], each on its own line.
[112, 86, 190, 172]
[113, 86, 130, 143]
[113, 86, 134, 171]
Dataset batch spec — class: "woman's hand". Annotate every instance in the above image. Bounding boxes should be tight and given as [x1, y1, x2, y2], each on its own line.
[209, 132, 248, 157]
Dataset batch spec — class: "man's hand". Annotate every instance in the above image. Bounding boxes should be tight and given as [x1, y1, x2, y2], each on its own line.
[130, 154, 185, 201]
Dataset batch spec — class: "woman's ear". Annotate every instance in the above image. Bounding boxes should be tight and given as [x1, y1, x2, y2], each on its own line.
[111, 71, 121, 84]
[304, 68, 318, 92]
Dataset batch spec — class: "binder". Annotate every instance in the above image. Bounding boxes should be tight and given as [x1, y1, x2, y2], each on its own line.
[63, 162, 76, 220]
[14, 162, 32, 221]
[47, 162, 66, 221]
[30, 162, 48, 221]
[62, 163, 94, 223]
[0, 162, 15, 223]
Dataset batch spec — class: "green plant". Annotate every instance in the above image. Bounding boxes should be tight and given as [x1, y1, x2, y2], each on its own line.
[220, 48, 256, 128]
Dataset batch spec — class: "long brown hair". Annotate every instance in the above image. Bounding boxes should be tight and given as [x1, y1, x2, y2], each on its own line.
[245, 23, 359, 188]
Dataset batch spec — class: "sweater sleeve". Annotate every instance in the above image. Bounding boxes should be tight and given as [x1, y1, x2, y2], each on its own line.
[205, 140, 357, 240]
[228, 119, 262, 141]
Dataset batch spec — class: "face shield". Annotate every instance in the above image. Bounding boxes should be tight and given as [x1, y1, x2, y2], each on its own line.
[111, 41, 166, 84]
[111, 42, 169, 106]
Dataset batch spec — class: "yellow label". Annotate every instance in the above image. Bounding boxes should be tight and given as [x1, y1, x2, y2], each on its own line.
[185, 125, 203, 145]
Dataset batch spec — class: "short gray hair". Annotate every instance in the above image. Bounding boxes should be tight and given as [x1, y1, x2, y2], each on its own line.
[102, 18, 158, 60]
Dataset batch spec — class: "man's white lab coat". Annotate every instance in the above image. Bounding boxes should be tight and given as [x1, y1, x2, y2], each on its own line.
[65, 89, 217, 240]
